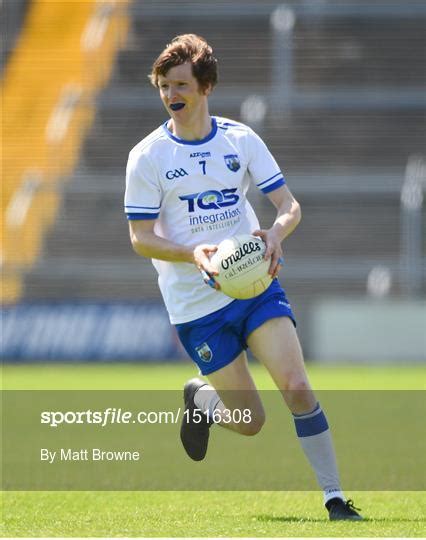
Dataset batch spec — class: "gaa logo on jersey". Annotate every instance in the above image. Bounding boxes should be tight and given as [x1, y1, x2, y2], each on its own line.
[165, 168, 188, 180]
[195, 342, 213, 363]
[224, 154, 241, 172]
[179, 188, 239, 212]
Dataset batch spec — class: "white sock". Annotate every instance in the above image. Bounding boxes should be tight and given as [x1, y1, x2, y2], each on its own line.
[193, 384, 222, 419]
[293, 404, 345, 504]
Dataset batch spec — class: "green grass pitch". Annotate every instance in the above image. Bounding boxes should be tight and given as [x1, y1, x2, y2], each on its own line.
[1, 362, 425, 537]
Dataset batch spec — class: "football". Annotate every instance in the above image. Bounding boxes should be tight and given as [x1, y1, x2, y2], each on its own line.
[210, 234, 273, 299]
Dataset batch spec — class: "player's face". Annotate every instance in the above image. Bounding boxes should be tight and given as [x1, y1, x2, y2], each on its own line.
[158, 62, 210, 123]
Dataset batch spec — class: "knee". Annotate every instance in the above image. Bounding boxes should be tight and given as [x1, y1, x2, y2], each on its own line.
[238, 412, 265, 436]
[277, 368, 311, 392]
[282, 376, 316, 411]
[285, 376, 311, 393]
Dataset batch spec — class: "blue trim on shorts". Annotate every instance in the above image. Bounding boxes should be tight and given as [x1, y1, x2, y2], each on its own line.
[175, 279, 296, 375]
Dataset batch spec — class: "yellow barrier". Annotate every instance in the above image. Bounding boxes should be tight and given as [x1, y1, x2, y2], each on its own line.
[1, 0, 129, 302]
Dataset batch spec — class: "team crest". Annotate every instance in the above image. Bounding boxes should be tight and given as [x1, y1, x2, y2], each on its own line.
[195, 342, 213, 363]
[224, 154, 241, 172]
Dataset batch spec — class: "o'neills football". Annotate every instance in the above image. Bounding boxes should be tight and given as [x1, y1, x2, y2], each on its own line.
[210, 234, 273, 299]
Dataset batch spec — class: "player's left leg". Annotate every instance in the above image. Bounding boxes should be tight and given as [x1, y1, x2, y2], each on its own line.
[246, 316, 362, 520]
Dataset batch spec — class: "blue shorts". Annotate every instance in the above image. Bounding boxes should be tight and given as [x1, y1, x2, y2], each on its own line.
[175, 279, 296, 375]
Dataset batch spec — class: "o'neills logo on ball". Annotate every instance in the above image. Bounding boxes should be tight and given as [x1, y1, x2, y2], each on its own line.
[221, 240, 262, 270]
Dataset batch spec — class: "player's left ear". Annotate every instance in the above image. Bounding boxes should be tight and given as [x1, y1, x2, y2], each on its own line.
[201, 83, 213, 96]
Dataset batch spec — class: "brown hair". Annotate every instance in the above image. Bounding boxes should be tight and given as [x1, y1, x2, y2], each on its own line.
[149, 34, 218, 92]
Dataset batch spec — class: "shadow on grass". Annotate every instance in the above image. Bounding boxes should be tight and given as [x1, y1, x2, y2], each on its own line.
[255, 515, 326, 523]
[255, 515, 426, 524]
[361, 518, 426, 523]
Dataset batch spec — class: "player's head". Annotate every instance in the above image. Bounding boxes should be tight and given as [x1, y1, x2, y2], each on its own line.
[149, 34, 218, 93]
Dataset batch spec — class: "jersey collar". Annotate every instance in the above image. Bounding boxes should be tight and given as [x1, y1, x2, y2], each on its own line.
[162, 117, 218, 145]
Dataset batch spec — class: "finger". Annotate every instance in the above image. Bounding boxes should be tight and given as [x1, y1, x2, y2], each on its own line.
[199, 268, 218, 289]
[202, 260, 219, 276]
[198, 261, 218, 276]
[268, 251, 281, 276]
[206, 255, 219, 275]
[263, 239, 276, 261]
[203, 244, 218, 254]
[264, 244, 274, 261]
[194, 244, 218, 257]
[270, 255, 284, 278]
[208, 267, 219, 276]
[194, 245, 219, 275]
[204, 245, 219, 274]
[201, 269, 221, 290]
[252, 229, 266, 241]
[252, 230, 272, 260]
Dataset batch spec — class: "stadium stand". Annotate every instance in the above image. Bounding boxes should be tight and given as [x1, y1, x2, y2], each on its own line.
[5, 0, 425, 353]
[1, 0, 129, 302]
[0, 0, 29, 72]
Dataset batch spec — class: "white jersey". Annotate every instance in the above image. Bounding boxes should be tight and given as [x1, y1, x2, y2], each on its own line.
[124, 116, 285, 324]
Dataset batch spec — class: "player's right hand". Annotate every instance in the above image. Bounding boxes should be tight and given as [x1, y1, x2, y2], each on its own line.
[199, 268, 220, 290]
[193, 244, 221, 290]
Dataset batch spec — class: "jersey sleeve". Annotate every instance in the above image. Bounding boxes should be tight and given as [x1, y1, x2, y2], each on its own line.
[124, 150, 162, 220]
[246, 129, 286, 194]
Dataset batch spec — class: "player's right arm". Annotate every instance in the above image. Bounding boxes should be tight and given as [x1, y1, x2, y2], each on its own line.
[129, 219, 192, 262]
[126, 148, 218, 278]
[129, 219, 218, 276]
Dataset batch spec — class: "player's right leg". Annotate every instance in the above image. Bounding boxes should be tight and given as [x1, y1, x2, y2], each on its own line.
[179, 350, 265, 461]
[205, 350, 265, 436]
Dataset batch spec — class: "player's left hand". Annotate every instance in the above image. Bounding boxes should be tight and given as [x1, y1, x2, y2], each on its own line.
[252, 229, 284, 278]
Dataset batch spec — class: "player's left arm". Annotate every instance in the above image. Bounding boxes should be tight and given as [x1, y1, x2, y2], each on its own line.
[252, 184, 301, 277]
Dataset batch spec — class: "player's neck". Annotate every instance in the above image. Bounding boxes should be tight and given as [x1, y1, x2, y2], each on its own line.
[168, 112, 212, 141]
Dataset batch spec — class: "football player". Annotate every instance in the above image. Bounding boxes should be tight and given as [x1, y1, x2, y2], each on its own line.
[125, 34, 362, 521]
